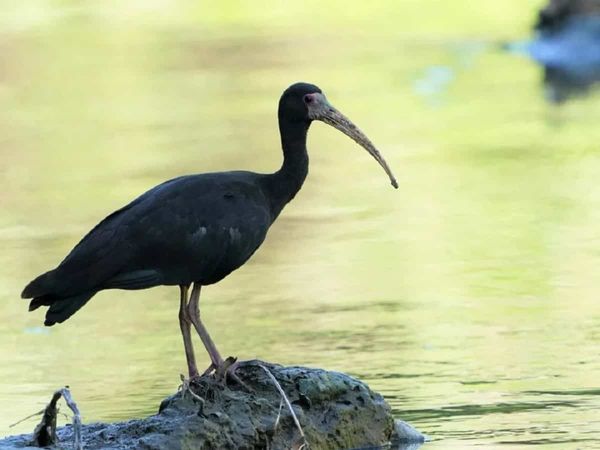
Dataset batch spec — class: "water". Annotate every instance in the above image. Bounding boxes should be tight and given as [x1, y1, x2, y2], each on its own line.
[508, 15, 600, 103]
[2, 1, 600, 448]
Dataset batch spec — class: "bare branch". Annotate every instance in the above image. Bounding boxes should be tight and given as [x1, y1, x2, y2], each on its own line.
[179, 374, 206, 405]
[31, 387, 83, 450]
[257, 364, 307, 448]
[273, 398, 284, 431]
[60, 388, 82, 450]
[9, 410, 44, 428]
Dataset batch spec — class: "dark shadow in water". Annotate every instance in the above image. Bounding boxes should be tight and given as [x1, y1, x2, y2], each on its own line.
[524, 388, 600, 396]
[498, 437, 598, 446]
[525, 16, 600, 103]
[396, 399, 579, 422]
[353, 445, 422, 450]
[394, 400, 594, 447]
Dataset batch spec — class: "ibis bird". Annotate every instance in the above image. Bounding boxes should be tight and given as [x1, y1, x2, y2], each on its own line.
[21, 82, 397, 379]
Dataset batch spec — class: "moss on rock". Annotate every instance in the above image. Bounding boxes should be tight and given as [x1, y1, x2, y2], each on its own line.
[1, 362, 424, 450]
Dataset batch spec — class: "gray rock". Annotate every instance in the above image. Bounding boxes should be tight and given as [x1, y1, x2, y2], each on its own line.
[0, 362, 424, 450]
[392, 420, 426, 446]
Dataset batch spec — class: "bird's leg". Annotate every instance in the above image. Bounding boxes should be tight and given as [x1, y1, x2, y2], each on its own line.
[179, 285, 199, 379]
[187, 284, 249, 389]
[187, 283, 225, 369]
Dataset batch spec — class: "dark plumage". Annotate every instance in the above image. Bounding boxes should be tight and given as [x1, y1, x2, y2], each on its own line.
[22, 82, 397, 378]
[24, 172, 274, 324]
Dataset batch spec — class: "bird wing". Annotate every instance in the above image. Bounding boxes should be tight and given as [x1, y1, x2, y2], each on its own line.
[120, 172, 273, 285]
[21, 176, 182, 298]
[32, 173, 272, 297]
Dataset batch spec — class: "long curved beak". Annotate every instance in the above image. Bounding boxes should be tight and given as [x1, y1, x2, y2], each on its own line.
[308, 93, 398, 189]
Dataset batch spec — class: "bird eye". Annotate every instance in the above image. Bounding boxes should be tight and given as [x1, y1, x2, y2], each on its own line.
[304, 94, 314, 104]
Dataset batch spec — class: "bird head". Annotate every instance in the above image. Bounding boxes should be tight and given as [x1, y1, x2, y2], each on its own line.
[279, 82, 398, 189]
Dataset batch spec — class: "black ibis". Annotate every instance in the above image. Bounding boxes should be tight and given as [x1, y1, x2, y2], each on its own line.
[21, 82, 398, 379]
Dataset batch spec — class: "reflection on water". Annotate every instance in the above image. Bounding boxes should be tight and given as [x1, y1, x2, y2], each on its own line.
[2, 2, 600, 449]
[532, 16, 600, 103]
[510, 15, 600, 103]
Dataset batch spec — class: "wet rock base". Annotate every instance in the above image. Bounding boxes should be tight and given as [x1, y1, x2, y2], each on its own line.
[1, 362, 425, 450]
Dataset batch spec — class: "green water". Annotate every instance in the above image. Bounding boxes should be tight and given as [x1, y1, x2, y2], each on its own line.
[2, 1, 600, 448]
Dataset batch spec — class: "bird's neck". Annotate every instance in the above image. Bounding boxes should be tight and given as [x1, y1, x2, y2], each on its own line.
[263, 117, 310, 220]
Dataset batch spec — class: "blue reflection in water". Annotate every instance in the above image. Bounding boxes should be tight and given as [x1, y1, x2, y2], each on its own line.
[510, 16, 600, 102]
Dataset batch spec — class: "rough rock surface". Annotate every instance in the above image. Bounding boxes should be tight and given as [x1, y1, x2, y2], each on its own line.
[0, 362, 424, 450]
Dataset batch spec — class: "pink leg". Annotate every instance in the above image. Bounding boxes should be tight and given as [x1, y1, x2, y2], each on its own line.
[187, 283, 250, 388]
[187, 283, 224, 368]
[178, 285, 199, 378]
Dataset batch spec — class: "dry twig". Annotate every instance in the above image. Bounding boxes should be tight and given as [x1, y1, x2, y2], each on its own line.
[29, 387, 82, 450]
[9, 410, 44, 428]
[178, 374, 206, 405]
[273, 398, 284, 431]
[258, 364, 308, 450]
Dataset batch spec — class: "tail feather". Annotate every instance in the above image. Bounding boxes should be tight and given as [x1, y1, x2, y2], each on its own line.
[29, 294, 56, 312]
[21, 271, 55, 299]
[43, 292, 96, 326]
[24, 269, 96, 325]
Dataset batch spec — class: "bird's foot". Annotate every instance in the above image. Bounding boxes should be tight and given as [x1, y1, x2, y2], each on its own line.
[202, 357, 266, 391]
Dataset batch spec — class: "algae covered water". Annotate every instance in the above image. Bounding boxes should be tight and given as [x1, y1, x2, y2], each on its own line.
[1, 1, 600, 448]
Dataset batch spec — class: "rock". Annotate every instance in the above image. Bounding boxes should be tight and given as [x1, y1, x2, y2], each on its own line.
[392, 420, 426, 444]
[0, 362, 425, 450]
